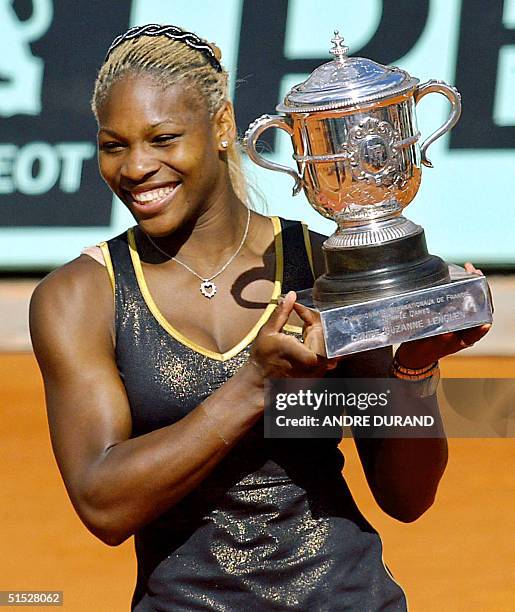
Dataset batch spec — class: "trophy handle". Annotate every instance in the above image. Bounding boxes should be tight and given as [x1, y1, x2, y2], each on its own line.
[414, 80, 462, 168]
[244, 114, 304, 196]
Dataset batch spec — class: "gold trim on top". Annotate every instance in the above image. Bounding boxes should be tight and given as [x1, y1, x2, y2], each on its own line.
[127, 216, 284, 362]
[301, 222, 315, 279]
[98, 241, 115, 295]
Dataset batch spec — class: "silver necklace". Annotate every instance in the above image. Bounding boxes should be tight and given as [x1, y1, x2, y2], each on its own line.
[144, 207, 251, 299]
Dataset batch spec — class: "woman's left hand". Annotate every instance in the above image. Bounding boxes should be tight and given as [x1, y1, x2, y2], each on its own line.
[395, 263, 492, 369]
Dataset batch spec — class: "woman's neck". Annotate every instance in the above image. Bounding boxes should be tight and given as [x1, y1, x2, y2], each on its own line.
[138, 184, 253, 271]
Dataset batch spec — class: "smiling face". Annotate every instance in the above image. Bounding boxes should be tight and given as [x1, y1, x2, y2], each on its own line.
[96, 73, 232, 236]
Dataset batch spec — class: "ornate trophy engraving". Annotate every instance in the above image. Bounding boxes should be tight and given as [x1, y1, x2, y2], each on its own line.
[245, 32, 493, 357]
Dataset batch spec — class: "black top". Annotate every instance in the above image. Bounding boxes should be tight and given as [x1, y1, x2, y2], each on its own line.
[105, 217, 407, 611]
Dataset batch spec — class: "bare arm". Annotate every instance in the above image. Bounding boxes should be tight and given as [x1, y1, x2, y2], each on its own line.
[307, 229, 448, 522]
[361, 265, 489, 521]
[30, 260, 330, 545]
[337, 348, 448, 523]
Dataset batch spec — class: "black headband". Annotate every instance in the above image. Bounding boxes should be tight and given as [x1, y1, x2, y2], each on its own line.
[104, 24, 223, 73]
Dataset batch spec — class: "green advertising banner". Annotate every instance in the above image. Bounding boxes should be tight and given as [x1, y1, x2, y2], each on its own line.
[1, 0, 514, 269]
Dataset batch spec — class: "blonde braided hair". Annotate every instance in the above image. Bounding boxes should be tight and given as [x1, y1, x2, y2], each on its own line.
[91, 29, 249, 205]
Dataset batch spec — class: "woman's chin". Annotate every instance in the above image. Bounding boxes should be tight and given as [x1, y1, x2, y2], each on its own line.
[130, 197, 203, 238]
[135, 211, 188, 238]
[137, 217, 173, 238]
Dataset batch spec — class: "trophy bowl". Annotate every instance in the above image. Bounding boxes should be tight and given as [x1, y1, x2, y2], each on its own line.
[244, 32, 461, 241]
[244, 31, 492, 357]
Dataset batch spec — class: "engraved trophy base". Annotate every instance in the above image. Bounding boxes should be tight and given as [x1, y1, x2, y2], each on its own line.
[296, 264, 493, 359]
[314, 217, 450, 305]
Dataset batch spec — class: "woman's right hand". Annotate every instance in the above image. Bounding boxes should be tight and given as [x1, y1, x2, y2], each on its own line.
[249, 291, 338, 379]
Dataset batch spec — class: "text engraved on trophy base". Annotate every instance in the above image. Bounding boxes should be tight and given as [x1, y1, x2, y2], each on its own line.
[319, 273, 492, 358]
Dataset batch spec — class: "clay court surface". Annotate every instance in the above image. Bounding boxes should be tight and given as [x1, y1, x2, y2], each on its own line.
[1, 353, 514, 611]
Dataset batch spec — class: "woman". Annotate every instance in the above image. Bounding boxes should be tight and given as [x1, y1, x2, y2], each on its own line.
[30, 24, 490, 611]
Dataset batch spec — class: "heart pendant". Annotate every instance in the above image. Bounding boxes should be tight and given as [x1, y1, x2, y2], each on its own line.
[200, 281, 217, 299]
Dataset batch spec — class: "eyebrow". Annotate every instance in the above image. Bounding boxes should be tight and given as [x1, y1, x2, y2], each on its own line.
[149, 119, 177, 128]
[97, 128, 121, 137]
[98, 120, 181, 137]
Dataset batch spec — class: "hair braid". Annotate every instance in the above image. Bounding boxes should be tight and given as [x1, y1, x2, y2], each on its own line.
[91, 29, 250, 206]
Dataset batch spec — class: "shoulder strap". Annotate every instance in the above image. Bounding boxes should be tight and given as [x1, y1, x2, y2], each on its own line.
[106, 229, 137, 286]
[279, 218, 316, 293]
[105, 228, 150, 334]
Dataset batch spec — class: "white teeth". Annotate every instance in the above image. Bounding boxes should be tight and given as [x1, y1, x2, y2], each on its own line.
[132, 185, 176, 203]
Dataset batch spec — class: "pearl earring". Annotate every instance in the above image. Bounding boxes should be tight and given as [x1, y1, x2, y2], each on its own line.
[220, 140, 229, 149]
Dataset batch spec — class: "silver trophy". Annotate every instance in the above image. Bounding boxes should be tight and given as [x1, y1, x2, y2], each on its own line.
[245, 32, 492, 357]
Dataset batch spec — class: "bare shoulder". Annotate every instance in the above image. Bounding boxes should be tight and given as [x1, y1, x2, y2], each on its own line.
[32, 253, 110, 301]
[31, 254, 113, 320]
[30, 254, 115, 359]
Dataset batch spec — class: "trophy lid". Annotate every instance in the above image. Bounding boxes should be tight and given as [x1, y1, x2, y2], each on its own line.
[276, 31, 419, 113]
